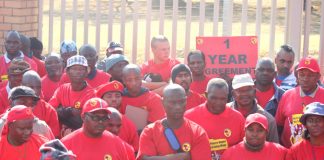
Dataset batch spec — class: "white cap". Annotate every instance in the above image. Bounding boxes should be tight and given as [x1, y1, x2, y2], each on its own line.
[232, 73, 254, 89]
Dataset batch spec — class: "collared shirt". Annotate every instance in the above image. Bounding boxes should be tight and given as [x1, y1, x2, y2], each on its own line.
[263, 82, 285, 117]
[276, 72, 297, 91]
[4, 51, 24, 63]
[228, 100, 279, 143]
[299, 85, 319, 98]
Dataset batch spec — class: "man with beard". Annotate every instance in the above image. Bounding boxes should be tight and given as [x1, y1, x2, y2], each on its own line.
[41, 53, 64, 102]
[185, 78, 245, 159]
[97, 81, 139, 152]
[61, 97, 134, 160]
[0, 30, 37, 83]
[274, 45, 297, 90]
[137, 84, 211, 160]
[229, 73, 279, 143]
[105, 54, 129, 83]
[187, 50, 212, 95]
[276, 56, 324, 148]
[171, 64, 206, 110]
[255, 58, 285, 117]
[222, 113, 287, 160]
[0, 105, 49, 160]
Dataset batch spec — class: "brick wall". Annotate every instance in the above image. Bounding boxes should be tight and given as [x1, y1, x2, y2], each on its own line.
[0, 0, 39, 54]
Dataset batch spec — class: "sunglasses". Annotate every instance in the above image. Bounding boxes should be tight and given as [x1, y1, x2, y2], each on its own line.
[86, 113, 110, 122]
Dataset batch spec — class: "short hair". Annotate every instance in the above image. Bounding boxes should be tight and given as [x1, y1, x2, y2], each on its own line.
[255, 57, 275, 70]
[206, 78, 229, 93]
[187, 50, 206, 63]
[5, 30, 20, 40]
[30, 37, 43, 50]
[151, 35, 169, 48]
[278, 44, 295, 56]
[79, 44, 97, 55]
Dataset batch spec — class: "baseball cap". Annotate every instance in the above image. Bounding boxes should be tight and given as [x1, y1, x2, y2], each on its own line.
[300, 102, 324, 125]
[107, 41, 123, 53]
[66, 55, 88, 68]
[60, 40, 77, 54]
[7, 105, 35, 123]
[9, 86, 40, 101]
[245, 113, 268, 131]
[81, 98, 111, 116]
[104, 54, 128, 72]
[96, 81, 124, 98]
[232, 73, 254, 90]
[297, 56, 320, 73]
[7, 58, 31, 75]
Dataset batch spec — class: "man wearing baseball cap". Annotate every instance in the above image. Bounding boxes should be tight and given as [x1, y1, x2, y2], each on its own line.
[49, 55, 96, 135]
[222, 113, 287, 160]
[97, 81, 139, 152]
[171, 64, 206, 111]
[229, 73, 279, 143]
[0, 105, 49, 160]
[0, 58, 31, 114]
[61, 97, 134, 160]
[60, 40, 77, 68]
[97, 41, 124, 71]
[286, 102, 324, 160]
[276, 56, 324, 148]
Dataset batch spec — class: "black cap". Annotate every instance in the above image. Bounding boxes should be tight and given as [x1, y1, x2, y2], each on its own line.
[9, 86, 40, 101]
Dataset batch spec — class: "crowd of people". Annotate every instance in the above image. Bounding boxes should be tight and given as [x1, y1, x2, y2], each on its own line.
[0, 30, 323, 160]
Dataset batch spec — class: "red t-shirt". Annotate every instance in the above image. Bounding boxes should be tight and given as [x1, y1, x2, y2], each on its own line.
[186, 90, 206, 111]
[141, 58, 180, 82]
[185, 104, 245, 158]
[32, 56, 46, 77]
[286, 139, 324, 160]
[33, 99, 60, 137]
[49, 83, 96, 109]
[0, 134, 48, 160]
[60, 69, 111, 89]
[121, 91, 165, 122]
[256, 86, 275, 108]
[118, 115, 140, 152]
[190, 75, 212, 95]
[0, 86, 9, 114]
[61, 128, 134, 160]
[0, 54, 38, 82]
[275, 87, 324, 148]
[41, 75, 61, 102]
[221, 141, 287, 160]
[136, 118, 212, 160]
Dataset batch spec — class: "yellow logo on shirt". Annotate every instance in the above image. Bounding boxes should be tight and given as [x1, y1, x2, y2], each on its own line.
[104, 154, 112, 160]
[75, 101, 81, 109]
[224, 128, 231, 137]
[182, 143, 191, 152]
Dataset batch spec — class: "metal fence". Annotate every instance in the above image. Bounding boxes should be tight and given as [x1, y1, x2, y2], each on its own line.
[38, 0, 324, 65]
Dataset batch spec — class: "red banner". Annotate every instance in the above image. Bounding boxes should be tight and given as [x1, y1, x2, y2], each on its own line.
[196, 36, 258, 78]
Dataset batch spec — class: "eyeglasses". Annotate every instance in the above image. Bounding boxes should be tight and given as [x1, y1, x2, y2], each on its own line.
[86, 113, 110, 122]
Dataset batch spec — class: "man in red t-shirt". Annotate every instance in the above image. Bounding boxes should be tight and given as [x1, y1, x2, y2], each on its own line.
[42, 53, 64, 102]
[0, 30, 37, 83]
[171, 64, 206, 110]
[61, 98, 134, 160]
[137, 84, 211, 160]
[97, 81, 139, 152]
[187, 50, 212, 95]
[276, 56, 324, 148]
[185, 78, 245, 159]
[222, 113, 287, 160]
[21, 71, 60, 137]
[0, 58, 31, 114]
[49, 55, 96, 134]
[60, 44, 111, 88]
[121, 64, 166, 131]
[141, 35, 180, 95]
[0, 105, 49, 160]
[255, 58, 285, 117]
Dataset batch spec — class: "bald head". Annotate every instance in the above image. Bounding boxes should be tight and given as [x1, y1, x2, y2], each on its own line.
[256, 57, 275, 70]
[22, 70, 41, 96]
[5, 30, 22, 55]
[107, 107, 122, 135]
[5, 30, 20, 40]
[79, 44, 98, 69]
[163, 84, 186, 99]
[206, 78, 229, 94]
[79, 44, 97, 55]
[122, 64, 141, 76]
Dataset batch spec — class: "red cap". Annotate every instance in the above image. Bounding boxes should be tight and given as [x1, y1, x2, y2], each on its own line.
[297, 56, 320, 73]
[7, 105, 34, 123]
[81, 98, 111, 116]
[245, 113, 268, 131]
[96, 81, 124, 98]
